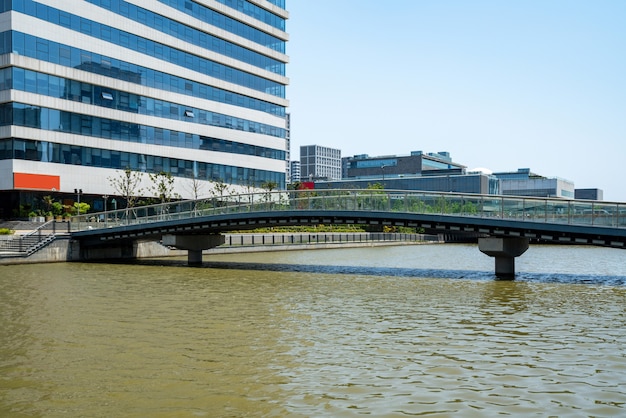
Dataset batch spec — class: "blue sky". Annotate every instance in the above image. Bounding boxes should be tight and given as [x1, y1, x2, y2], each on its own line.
[285, 1, 626, 201]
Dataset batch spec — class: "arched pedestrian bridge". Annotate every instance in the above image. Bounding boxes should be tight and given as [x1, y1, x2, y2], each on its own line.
[70, 189, 626, 277]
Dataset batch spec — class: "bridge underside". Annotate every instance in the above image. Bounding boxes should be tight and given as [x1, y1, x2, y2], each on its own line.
[161, 234, 225, 266]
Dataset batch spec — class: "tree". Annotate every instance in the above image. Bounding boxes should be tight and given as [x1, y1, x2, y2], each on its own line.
[73, 202, 91, 215]
[108, 168, 144, 209]
[367, 182, 384, 190]
[148, 171, 178, 204]
[42, 195, 54, 213]
[211, 178, 231, 198]
[261, 180, 278, 192]
[185, 174, 205, 201]
[261, 180, 279, 205]
[209, 178, 232, 205]
[288, 181, 302, 191]
[51, 201, 64, 216]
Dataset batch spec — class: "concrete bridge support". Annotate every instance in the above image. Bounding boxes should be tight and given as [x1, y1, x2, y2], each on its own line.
[479, 237, 529, 278]
[162, 234, 225, 266]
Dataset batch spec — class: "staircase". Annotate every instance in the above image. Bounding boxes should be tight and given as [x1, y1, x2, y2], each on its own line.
[0, 221, 62, 257]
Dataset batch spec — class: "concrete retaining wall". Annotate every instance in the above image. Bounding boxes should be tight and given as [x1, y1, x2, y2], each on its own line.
[1, 233, 442, 265]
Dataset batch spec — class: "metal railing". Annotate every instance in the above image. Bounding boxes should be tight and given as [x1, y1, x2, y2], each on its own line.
[70, 190, 626, 232]
[0, 220, 69, 256]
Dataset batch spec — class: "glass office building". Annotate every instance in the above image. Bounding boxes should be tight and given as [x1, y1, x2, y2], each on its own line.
[0, 0, 289, 217]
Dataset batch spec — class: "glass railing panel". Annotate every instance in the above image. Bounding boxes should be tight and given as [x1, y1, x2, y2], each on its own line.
[590, 203, 618, 227]
[501, 197, 525, 220]
[389, 192, 408, 212]
[481, 197, 502, 218]
[618, 204, 626, 227]
[442, 194, 463, 215]
[545, 200, 570, 224]
[456, 195, 483, 217]
[404, 193, 430, 214]
[569, 201, 594, 225]
[420, 194, 449, 214]
[520, 199, 544, 222]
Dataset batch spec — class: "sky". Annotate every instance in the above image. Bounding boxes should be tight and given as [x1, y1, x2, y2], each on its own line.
[285, 1, 626, 201]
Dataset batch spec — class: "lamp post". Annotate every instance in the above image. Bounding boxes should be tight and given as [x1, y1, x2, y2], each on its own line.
[74, 188, 83, 215]
[381, 165, 386, 181]
[102, 195, 108, 225]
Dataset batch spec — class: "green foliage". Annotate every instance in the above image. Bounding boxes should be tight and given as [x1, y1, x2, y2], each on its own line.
[367, 182, 384, 190]
[42, 195, 54, 212]
[211, 178, 231, 198]
[51, 201, 63, 216]
[109, 167, 144, 209]
[261, 180, 278, 191]
[15, 204, 32, 218]
[235, 224, 366, 233]
[148, 171, 178, 204]
[0, 228, 14, 235]
[73, 202, 91, 215]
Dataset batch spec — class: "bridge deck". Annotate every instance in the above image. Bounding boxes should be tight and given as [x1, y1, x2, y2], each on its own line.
[69, 190, 626, 249]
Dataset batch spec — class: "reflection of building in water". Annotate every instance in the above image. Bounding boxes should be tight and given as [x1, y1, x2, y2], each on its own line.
[0, 1, 289, 218]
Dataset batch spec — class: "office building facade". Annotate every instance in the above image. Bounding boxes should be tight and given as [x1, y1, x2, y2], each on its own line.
[343, 151, 465, 180]
[493, 168, 575, 199]
[0, 0, 289, 217]
[575, 188, 604, 201]
[315, 173, 499, 195]
[300, 144, 341, 181]
[316, 150, 497, 194]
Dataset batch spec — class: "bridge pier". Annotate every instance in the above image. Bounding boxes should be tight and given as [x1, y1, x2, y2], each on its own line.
[162, 234, 225, 266]
[479, 237, 529, 279]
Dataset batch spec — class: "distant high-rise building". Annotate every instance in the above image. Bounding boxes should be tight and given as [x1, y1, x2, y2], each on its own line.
[289, 160, 301, 184]
[0, 1, 289, 217]
[300, 145, 341, 181]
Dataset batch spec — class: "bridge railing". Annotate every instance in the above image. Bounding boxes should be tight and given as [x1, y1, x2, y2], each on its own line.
[70, 190, 626, 232]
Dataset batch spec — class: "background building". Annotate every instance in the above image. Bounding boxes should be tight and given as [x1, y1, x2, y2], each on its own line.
[575, 188, 604, 201]
[0, 0, 289, 218]
[343, 151, 465, 179]
[289, 160, 301, 184]
[284, 112, 291, 185]
[300, 145, 341, 181]
[317, 150, 498, 194]
[314, 173, 499, 195]
[493, 168, 575, 199]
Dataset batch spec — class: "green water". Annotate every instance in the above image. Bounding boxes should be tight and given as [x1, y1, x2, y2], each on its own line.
[1, 245, 625, 417]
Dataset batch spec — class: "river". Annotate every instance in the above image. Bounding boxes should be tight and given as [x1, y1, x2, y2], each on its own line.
[1, 244, 625, 417]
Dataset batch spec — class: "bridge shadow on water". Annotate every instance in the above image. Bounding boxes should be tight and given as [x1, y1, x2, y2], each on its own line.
[132, 259, 626, 286]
